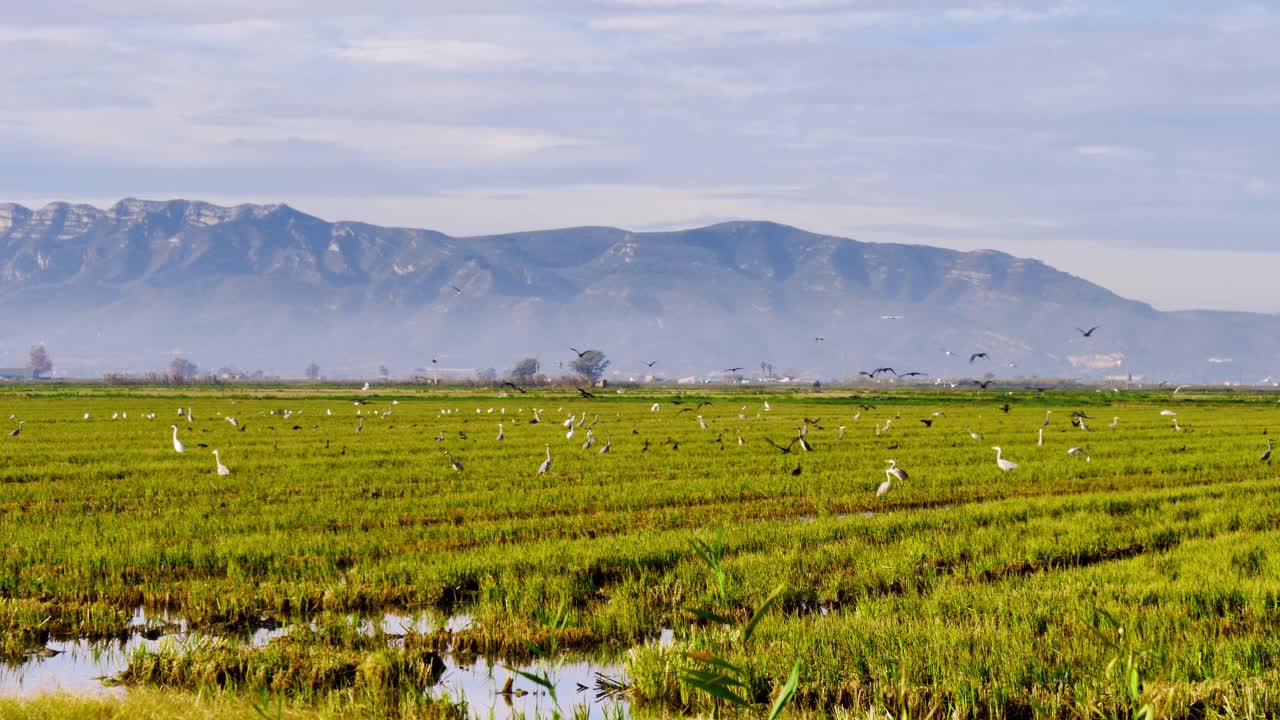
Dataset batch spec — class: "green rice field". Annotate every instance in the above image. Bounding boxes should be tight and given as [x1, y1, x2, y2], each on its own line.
[2, 384, 1280, 718]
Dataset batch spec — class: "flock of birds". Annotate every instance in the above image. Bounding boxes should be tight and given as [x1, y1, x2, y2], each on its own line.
[9, 376, 1274, 506]
[5, 331, 1275, 500]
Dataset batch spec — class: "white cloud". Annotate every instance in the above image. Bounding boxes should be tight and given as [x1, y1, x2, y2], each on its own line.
[333, 38, 526, 69]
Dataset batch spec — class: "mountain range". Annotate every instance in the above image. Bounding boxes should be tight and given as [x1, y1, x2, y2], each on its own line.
[1, 198, 1275, 382]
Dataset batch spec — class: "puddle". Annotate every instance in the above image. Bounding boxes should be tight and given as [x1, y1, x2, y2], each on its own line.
[1, 610, 635, 718]
[436, 656, 628, 719]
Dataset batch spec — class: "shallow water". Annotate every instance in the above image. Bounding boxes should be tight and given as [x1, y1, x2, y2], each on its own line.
[1, 610, 654, 718]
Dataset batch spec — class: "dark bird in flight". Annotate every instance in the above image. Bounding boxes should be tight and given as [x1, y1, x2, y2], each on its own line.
[502, 381, 527, 394]
[969, 353, 989, 363]
[1076, 326, 1100, 337]
[858, 404, 876, 411]
[678, 408, 695, 414]
[920, 418, 933, 427]
[858, 371, 876, 379]
[900, 371, 926, 377]
[973, 380, 996, 389]
[763, 437, 799, 454]
[724, 367, 744, 373]
[570, 347, 594, 358]
[999, 403, 1011, 413]
[576, 387, 596, 399]
[873, 367, 897, 376]
[450, 285, 463, 295]
[644, 360, 658, 367]
[695, 401, 712, 411]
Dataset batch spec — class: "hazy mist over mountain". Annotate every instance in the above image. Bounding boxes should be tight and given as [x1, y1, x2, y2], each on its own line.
[2, 198, 1277, 383]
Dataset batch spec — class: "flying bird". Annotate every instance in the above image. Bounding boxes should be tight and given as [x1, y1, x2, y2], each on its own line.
[502, 381, 527, 394]
[1076, 326, 1100, 337]
[644, 360, 658, 367]
[450, 285, 463, 295]
[570, 347, 594, 358]
[969, 353, 989, 363]
[763, 437, 799, 454]
[973, 380, 996, 389]
[576, 387, 596, 399]
[723, 367, 744, 373]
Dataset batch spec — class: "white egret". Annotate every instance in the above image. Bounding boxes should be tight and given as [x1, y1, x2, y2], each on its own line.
[697, 415, 707, 430]
[213, 450, 231, 475]
[1109, 417, 1118, 428]
[992, 446, 1017, 471]
[966, 426, 982, 441]
[171, 425, 185, 453]
[566, 427, 575, 440]
[1037, 428, 1044, 446]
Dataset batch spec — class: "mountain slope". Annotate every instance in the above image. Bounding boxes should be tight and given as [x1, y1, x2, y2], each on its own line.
[0, 198, 1274, 381]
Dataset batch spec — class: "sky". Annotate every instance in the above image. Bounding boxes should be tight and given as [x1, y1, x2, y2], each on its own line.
[2, 1, 1277, 312]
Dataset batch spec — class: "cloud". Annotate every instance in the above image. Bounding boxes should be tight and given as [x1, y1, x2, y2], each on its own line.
[333, 38, 526, 69]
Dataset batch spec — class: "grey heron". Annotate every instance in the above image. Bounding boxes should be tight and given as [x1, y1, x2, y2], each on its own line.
[992, 446, 1018, 471]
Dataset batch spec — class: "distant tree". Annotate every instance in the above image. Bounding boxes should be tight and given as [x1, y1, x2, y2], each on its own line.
[305, 362, 321, 380]
[476, 367, 498, 383]
[510, 357, 540, 383]
[27, 344, 52, 377]
[169, 356, 199, 381]
[571, 350, 610, 383]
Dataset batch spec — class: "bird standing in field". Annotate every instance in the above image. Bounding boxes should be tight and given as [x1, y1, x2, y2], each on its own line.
[537, 445, 552, 474]
[877, 460, 908, 497]
[599, 435, 611, 454]
[497, 423, 505, 441]
[966, 426, 982, 441]
[8, 421, 23, 438]
[992, 446, 1018, 471]
[1262, 438, 1273, 463]
[170, 425, 185, 453]
[1067, 446, 1091, 462]
[213, 450, 231, 475]
[445, 451, 463, 472]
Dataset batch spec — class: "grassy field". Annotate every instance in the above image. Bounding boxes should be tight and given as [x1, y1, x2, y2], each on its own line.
[2, 384, 1280, 718]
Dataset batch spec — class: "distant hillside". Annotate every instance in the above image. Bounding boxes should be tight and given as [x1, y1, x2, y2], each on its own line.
[1, 198, 1276, 381]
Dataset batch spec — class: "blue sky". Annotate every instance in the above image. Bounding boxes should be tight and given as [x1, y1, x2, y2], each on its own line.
[2, 1, 1277, 311]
